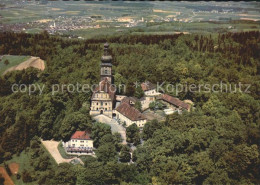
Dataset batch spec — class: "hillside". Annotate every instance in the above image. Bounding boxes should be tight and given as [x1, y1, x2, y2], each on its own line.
[0, 31, 259, 184]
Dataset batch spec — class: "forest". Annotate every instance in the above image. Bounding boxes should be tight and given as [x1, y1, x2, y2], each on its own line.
[0, 31, 259, 184]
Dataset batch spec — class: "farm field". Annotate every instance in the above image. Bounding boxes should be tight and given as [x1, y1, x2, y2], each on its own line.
[0, 55, 31, 75]
[69, 20, 260, 39]
[0, 1, 259, 38]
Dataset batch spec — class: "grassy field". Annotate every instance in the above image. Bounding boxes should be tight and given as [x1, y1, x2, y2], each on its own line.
[0, 55, 31, 75]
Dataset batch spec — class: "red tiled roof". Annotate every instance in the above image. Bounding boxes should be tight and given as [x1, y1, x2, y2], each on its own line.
[116, 102, 146, 121]
[158, 94, 190, 110]
[141, 81, 156, 91]
[121, 96, 138, 104]
[92, 78, 116, 101]
[71, 131, 91, 140]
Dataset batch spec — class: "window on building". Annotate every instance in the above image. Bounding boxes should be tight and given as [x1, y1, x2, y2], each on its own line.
[105, 103, 107, 105]
[75, 140, 77, 142]
[105, 108, 107, 111]
[96, 108, 98, 110]
[104, 69, 108, 74]
[101, 102, 103, 106]
[80, 141, 84, 143]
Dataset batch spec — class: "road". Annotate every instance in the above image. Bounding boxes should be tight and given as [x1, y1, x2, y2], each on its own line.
[93, 115, 127, 145]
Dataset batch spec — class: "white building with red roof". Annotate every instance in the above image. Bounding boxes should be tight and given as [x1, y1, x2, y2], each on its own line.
[64, 131, 94, 154]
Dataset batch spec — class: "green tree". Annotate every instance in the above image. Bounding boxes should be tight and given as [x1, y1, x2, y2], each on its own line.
[52, 163, 76, 185]
[133, 133, 141, 146]
[59, 111, 92, 141]
[113, 132, 123, 151]
[119, 145, 131, 162]
[126, 123, 140, 144]
[134, 100, 142, 112]
[96, 143, 117, 163]
[203, 169, 231, 185]
[149, 101, 156, 111]
[4, 59, 9, 65]
[22, 170, 32, 183]
[125, 82, 135, 96]
[99, 134, 115, 146]
[134, 85, 144, 99]
[77, 161, 104, 185]
[142, 119, 162, 140]
[91, 122, 111, 148]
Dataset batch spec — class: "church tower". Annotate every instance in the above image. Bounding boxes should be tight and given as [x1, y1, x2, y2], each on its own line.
[100, 42, 112, 83]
